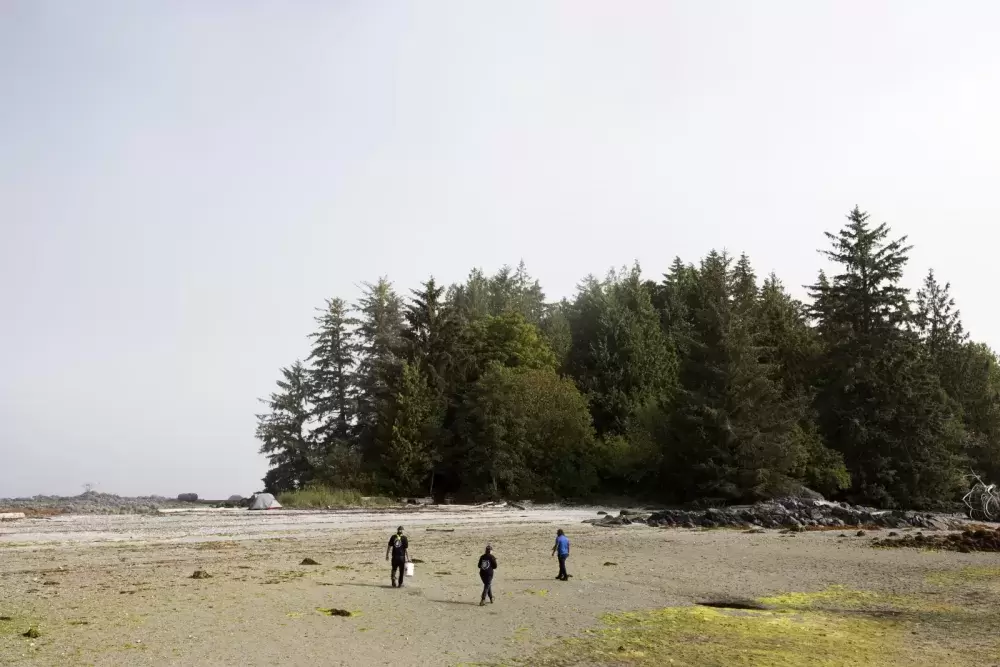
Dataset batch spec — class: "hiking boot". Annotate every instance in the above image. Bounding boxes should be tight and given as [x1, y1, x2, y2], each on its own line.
[489, 597, 494, 604]
[479, 599, 486, 606]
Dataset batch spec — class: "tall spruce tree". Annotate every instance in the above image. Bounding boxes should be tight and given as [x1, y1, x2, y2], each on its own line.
[354, 278, 405, 469]
[400, 278, 456, 494]
[403, 278, 450, 393]
[308, 298, 360, 486]
[914, 269, 969, 399]
[308, 298, 356, 440]
[657, 257, 699, 342]
[448, 268, 491, 321]
[914, 272, 1000, 482]
[662, 252, 813, 502]
[758, 274, 849, 495]
[511, 260, 547, 324]
[256, 361, 316, 493]
[914, 269, 966, 356]
[810, 208, 963, 507]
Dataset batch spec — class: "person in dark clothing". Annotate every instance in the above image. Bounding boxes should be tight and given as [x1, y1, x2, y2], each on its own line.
[386, 525, 409, 588]
[478, 544, 498, 606]
[552, 529, 570, 581]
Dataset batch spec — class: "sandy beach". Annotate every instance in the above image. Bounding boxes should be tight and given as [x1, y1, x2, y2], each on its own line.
[2, 508, 999, 666]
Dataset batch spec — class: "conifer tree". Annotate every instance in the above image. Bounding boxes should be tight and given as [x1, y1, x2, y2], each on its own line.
[382, 362, 439, 495]
[810, 208, 963, 507]
[663, 252, 813, 501]
[354, 278, 405, 466]
[307, 298, 362, 486]
[308, 298, 357, 443]
[256, 361, 316, 492]
[566, 264, 677, 438]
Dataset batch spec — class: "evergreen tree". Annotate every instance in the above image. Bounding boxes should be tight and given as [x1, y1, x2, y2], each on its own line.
[539, 300, 573, 372]
[657, 257, 699, 341]
[307, 298, 362, 487]
[662, 252, 814, 501]
[354, 278, 405, 468]
[256, 362, 315, 493]
[448, 268, 491, 320]
[758, 274, 849, 495]
[566, 264, 677, 438]
[382, 362, 439, 495]
[451, 262, 546, 324]
[958, 343, 1000, 482]
[308, 298, 357, 442]
[810, 208, 963, 507]
[914, 269, 968, 399]
[730, 252, 758, 311]
[914, 269, 966, 356]
[511, 260, 547, 324]
[488, 265, 516, 316]
[403, 277, 449, 393]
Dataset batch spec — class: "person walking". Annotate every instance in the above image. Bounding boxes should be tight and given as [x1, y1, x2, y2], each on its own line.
[552, 529, 570, 581]
[386, 525, 409, 588]
[477, 544, 498, 606]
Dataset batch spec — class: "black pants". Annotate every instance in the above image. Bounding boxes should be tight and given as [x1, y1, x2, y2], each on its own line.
[480, 572, 494, 601]
[392, 560, 406, 586]
[557, 554, 568, 579]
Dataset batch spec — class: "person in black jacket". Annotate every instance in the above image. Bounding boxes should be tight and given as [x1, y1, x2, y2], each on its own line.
[478, 544, 498, 606]
[386, 526, 409, 588]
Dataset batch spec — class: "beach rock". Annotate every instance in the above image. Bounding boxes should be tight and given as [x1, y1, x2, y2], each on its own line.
[876, 525, 1000, 552]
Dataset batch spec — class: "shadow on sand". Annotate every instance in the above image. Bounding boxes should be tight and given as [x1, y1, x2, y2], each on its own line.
[338, 582, 396, 590]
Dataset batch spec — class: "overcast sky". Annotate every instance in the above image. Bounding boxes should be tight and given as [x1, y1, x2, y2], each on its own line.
[2, 1, 998, 499]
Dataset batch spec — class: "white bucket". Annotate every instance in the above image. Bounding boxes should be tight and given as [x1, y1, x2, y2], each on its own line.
[404, 562, 414, 577]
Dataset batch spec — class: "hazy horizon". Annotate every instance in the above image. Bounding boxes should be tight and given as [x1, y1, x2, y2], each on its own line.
[3, 1, 1000, 499]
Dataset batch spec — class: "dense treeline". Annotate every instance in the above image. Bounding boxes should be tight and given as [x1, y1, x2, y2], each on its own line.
[256, 209, 1000, 508]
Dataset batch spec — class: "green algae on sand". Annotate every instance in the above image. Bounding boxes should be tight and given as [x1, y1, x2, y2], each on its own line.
[506, 584, 990, 667]
[519, 605, 897, 667]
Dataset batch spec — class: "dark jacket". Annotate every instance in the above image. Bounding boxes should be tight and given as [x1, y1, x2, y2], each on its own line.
[478, 553, 498, 578]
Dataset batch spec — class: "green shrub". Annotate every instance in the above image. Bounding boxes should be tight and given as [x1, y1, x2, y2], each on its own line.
[277, 485, 394, 509]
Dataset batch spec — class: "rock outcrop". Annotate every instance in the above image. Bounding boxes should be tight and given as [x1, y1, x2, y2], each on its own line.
[584, 497, 968, 531]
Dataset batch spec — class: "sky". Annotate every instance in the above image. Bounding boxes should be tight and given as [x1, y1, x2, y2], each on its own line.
[2, 1, 999, 499]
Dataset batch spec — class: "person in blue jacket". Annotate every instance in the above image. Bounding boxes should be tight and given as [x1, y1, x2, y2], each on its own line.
[551, 529, 570, 581]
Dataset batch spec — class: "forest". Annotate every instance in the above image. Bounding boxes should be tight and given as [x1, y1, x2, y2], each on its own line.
[255, 208, 1000, 509]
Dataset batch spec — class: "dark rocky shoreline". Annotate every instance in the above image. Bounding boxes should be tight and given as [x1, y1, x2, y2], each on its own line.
[584, 496, 970, 531]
